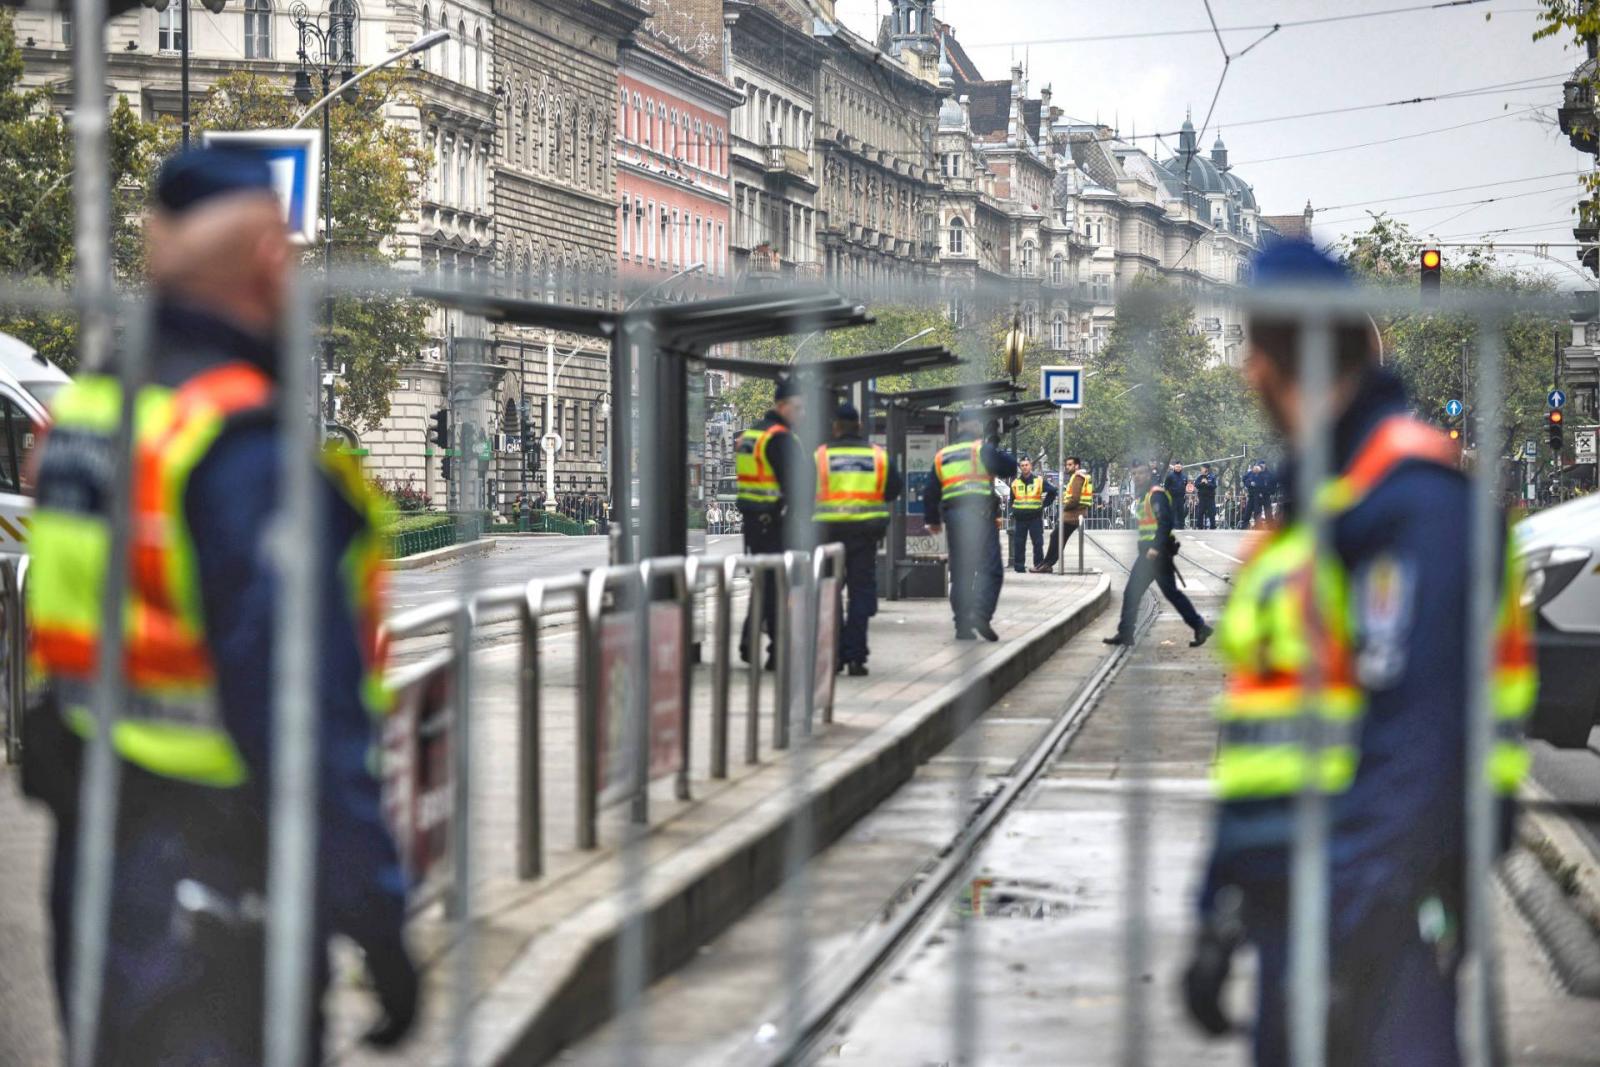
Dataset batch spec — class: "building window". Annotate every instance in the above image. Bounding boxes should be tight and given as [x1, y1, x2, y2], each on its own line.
[643, 100, 653, 145]
[1051, 314, 1066, 350]
[1020, 241, 1036, 277]
[1092, 273, 1112, 302]
[947, 217, 965, 256]
[61, 8, 72, 46]
[329, 0, 357, 63]
[1023, 304, 1038, 340]
[244, 0, 272, 59]
[158, 4, 183, 51]
[1051, 253, 1065, 286]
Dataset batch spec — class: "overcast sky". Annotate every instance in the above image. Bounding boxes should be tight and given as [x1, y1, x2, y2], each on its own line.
[832, 0, 1593, 285]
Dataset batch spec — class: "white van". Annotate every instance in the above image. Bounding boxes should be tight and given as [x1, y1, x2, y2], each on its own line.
[1518, 492, 1600, 748]
[0, 333, 71, 558]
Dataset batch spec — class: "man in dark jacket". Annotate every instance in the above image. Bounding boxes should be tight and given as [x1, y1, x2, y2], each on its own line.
[924, 410, 1018, 641]
[735, 376, 810, 666]
[1194, 464, 1218, 529]
[1241, 463, 1263, 528]
[1007, 458, 1056, 573]
[1103, 463, 1211, 647]
[1164, 461, 1189, 529]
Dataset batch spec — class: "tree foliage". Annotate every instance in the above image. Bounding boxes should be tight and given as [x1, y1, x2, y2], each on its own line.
[1338, 214, 1564, 464]
[0, 10, 164, 369]
[187, 71, 431, 430]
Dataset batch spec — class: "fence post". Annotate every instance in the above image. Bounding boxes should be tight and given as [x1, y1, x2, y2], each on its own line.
[745, 560, 763, 765]
[773, 557, 792, 751]
[517, 581, 544, 881]
[579, 567, 607, 850]
[712, 555, 739, 779]
[677, 558, 696, 802]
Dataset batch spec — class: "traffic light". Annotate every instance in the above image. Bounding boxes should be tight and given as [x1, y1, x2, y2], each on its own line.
[1446, 412, 1462, 443]
[430, 408, 450, 451]
[1420, 248, 1441, 304]
[521, 410, 535, 451]
[1548, 408, 1565, 454]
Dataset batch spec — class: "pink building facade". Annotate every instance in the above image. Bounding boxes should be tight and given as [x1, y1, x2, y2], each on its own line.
[616, 44, 740, 295]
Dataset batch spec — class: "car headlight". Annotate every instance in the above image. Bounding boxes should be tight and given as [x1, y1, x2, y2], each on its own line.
[1519, 546, 1592, 612]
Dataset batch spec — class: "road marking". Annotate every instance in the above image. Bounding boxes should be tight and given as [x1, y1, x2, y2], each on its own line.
[1190, 539, 1243, 564]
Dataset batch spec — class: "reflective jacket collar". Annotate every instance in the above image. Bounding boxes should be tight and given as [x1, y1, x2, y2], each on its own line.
[154, 301, 278, 388]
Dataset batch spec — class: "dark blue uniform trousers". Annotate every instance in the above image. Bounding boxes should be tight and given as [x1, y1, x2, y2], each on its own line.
[1116, 546, 1204, 638]
[739, 510, 783, 662]
[1249, 898, 1461, 1067]
[1010, 513, 1044, 571]
[829, 530, 879, 665]
[946, 506, 1003, 628]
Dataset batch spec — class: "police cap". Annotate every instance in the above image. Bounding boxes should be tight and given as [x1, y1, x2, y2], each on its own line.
[774, 375, 800, 402]
[834, 401, 860, 424]
[155, 146, 276, 216]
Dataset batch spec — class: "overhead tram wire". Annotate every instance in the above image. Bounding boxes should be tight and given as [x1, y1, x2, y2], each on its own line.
[960, 0, 1494, 48]
[1315, 170, 1581, 212]
[1314, 182, 1578, 227]
[1230, 103, 1549, 166]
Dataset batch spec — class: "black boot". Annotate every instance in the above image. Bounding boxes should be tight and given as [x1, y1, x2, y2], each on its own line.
[1190, 623, 1214, 648]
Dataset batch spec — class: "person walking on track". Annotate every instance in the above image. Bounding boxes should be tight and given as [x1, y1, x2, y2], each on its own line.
[1103, 463, 1211, 648]
[1034, 456, 1092, 572]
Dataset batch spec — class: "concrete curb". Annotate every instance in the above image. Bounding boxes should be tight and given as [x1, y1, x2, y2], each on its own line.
[1501, 849, 1600, 998]
[1517, 780, 1600, 934]
[472, 575, 1112, 1066]
[384, 537, 500, 572]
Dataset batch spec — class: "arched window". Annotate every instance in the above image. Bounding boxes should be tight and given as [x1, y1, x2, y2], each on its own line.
[1051, 253, 1065, 286]
[947, 216, 965, 255]
[643, 99, 653, 146]
[1023, 304, 1038, 340]
[243, 0, 272, 58]
[329, 0, 357, 64]
[1020, 240, 1036, 277]
[457, 19, 466, 82]
[420, 5, 430, 70]
[693, 119, 703, 168]
[474, 27, 483, 89]
[618, 88, 628, 140]
[1051, 313, 1067, 350]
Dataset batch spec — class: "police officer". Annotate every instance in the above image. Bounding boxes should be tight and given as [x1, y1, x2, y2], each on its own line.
[735, 375, 809, 667]
[1007, 458, 1056, 573]
[1194, 463, 1218, 529]
[1033, 455, 1092, 572]
[1164, 460, 1189, 529]
[924, 409, 1018, 641]
[1181, 240, 1534, 1065]
[24, 149, 417, 1062]
[814, 403, 902, 676]
[1103, 463, 1212, 647]
[1241, 462, 1263, 528]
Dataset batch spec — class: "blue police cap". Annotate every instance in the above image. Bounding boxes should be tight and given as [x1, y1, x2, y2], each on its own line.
[155, 146, 275, 215]
[774, 375, 800, 401]
[1249, 238, 1351, 289]
[835, 401, 860, 423]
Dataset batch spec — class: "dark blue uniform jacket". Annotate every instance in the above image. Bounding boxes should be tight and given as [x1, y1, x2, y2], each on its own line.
[1201, 370, 1490, 941]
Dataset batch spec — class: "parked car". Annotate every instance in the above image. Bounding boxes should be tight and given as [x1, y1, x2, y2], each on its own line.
[0, 332, 70, 558]
[1518, 492, 1600, 748]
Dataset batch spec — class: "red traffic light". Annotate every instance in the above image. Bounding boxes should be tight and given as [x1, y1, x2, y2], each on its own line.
[1549, 409, 1565, 425]
[1421, 248, 1442, 270]
[1448, 427, 1461, 440]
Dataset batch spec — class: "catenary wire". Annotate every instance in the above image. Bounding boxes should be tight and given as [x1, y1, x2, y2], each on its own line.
[1229, 103, 1549, 166]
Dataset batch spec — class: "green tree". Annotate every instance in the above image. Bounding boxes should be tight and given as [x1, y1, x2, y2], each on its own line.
[186, 71, 431, 430]
[0, 9, 164, 369]
[1338, 214, 1564, 463]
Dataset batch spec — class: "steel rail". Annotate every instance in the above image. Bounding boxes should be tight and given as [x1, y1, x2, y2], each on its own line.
[728, 601, 1160, 1067]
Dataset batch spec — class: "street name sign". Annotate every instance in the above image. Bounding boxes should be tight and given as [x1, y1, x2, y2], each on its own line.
[200, 129, 322, 245]
[1040, 365, 1084, 408]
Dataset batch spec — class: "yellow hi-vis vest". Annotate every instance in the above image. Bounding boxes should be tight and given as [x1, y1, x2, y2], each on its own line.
[1137, 486, 1168, 542]
[1010, 477, 1045, 514]
[933, 440, 990, 502]
[814, 442, 889, 523]
[28, 364, 391, 789]
[1212, 416, 1534, 802]
[735, 422, 788, 509]
[1072, 472, 1094, 508]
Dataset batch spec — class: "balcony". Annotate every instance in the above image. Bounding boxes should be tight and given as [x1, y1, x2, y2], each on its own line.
[1560, 76, 1598, 155]
[764, 144, 813, 184]
[1576, 199, 1599, 276]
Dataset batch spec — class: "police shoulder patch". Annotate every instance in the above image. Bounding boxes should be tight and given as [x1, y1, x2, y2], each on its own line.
[1354, 551, 1414, 690]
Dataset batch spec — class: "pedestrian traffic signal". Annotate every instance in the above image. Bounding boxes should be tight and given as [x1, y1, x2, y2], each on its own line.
[430, 408, 450, 450]
[1420, 248, 1441, 303]
[521, 412, 535, 450]
[1548, 408, 1565, 454]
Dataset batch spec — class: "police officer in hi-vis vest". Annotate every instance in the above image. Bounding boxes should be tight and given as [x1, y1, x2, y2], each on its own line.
[1181, 241, 1535, 1065]
[1104, 464, 1212, 648]
[23, 149, 417, 1063]
[923, 409, 1018, 641]
[814, 403, 902, 676]
[1007, 458, 1056, 573]
[735, 375, 809, 668]
[1034, 455, 1092, 572]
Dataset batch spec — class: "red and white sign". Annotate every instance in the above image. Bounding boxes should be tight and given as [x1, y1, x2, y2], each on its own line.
[381, 653, 454, 891]
[596, 603, 684, 803]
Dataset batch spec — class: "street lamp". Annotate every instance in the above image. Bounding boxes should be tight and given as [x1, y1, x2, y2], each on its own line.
[290, 11, 448, 426]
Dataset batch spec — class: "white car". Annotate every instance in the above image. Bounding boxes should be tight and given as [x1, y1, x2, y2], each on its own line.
[1518, 492, 1600, 748]
[0, 334, 70, 558]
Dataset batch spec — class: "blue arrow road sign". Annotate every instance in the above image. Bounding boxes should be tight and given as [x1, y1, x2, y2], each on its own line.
[1445, 399, 1463, 418]
[1549, 389, 1567, 408]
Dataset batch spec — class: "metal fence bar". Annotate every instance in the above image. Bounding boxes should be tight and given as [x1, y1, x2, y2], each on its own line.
[813, 543, 844, 725]
[1, 558, 20, 765]
[1289, 316, 1335, 1067]
[1462, 316, 1507, 1067]
[678, 557, 700, 801]
[711, 555, 739, 778]
[745, 558, 764, 765]
[514, 575, 584, 881]
[773, 558, 793, 751]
